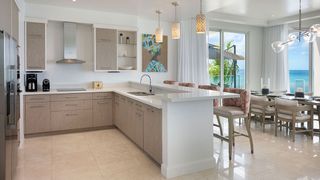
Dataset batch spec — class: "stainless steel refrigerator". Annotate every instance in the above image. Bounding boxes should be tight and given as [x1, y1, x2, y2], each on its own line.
[0, 30, 20, 180]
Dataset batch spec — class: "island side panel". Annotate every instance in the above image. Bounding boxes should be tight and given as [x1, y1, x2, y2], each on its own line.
[161, 100, 214, 178]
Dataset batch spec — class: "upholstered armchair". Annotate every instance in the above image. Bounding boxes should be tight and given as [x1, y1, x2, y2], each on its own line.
[250, 95, 275, 132]
[198, 85, 222, 135]
[214, 88, 253, 160]
[275, 98, 313, 142]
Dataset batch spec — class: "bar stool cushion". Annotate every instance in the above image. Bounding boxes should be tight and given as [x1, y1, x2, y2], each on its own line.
[214, 106, 245, 117]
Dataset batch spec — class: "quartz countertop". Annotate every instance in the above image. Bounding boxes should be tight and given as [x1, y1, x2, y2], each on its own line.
[23, 82, 239, 109]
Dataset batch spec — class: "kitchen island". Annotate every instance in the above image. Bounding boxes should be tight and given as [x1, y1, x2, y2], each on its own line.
[23, 81, 239, 178]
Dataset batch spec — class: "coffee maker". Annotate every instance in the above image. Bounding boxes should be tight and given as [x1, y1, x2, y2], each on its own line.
[26, 74, 37, 92]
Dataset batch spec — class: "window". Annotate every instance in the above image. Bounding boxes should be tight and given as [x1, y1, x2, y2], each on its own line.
[208, 30, 247, 89]
[288, 38, 312, 93]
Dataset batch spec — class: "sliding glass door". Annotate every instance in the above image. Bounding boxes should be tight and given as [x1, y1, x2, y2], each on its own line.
[208, 30, 247, 89]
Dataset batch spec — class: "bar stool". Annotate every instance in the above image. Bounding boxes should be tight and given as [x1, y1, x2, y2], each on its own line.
[214, 88, 253, 160]
[163, 80, 176, 85]
[178, 82, 195, 88]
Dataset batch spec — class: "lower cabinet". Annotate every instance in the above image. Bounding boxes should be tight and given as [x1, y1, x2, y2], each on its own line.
[25, 102, 51, 134]
[51, 109, 92, 131]
[93, 97, 113, 127]
[144, 106, 162, 164]
[114, 96, 162, 164]
[132, 102, 144, 148]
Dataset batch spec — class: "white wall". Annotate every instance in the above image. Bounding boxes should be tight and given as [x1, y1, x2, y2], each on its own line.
[208, 20, 264, 90]
[25, 3, 177, 88]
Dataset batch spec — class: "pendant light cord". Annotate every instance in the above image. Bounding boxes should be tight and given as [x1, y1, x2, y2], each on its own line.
[299, 0, 302, 41]
[200, 0, 203, 14]
[156, 10, 161, 28]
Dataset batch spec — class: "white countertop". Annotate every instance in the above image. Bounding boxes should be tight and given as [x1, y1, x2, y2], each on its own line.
[23, 82, 240, 109]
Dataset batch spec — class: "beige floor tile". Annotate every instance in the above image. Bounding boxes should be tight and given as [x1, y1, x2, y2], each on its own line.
[16, 118, 320, 180]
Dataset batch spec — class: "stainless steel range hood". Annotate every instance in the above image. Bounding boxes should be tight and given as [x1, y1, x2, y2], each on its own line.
[56, 23, 85, 64]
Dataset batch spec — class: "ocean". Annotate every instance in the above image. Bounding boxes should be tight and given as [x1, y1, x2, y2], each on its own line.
[289, 70, 309, 93]
[210, 69, 309, 92]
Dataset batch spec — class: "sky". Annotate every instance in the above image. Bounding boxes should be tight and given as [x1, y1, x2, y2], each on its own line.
[288, 39, 310, 70]
[208, 31, 246, 70]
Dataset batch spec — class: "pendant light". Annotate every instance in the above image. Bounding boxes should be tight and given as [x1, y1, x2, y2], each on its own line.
[171, 2, 181, 40]
[196, 0, 206, 34]
[155, 10, 163, 43]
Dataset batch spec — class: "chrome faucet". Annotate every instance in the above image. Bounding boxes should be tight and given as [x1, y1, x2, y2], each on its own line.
[140, 74, 153, 94]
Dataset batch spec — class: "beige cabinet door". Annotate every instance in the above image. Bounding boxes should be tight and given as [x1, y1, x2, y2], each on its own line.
[132, 103, 144, 148]
[117, 95, 127, 132]
[113, 94, 120, 127]
[26, 22, 46, 70]
[125, 98, 135, 138]
[144, 106, 162, 164]
[51, 109, 92, 131]
[95, 28, 117, 70]
[25, 102, 51, 134]
[0, 0, 11, 34]
[93, 98, 113, 127]
[11, 1, 19, 41]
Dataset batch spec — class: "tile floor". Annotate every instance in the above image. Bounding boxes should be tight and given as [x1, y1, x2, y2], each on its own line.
[16, 118, 320, 180]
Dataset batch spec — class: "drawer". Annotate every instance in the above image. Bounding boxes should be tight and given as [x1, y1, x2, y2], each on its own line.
[25, 102, 51, 134]
[50, 93, 92, 102]
[51, 100, 92, 111]
[93, 92, 113, 100]
[25, 95, 50, 103]
[51, 109, 93, 131]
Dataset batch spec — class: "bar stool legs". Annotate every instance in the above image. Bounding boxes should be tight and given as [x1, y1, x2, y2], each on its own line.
[215, 115, 223, 136]
[228, 117, 234, 160]
[245, 117, 254, 154]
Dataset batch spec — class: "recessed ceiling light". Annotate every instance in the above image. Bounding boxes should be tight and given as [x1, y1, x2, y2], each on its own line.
[72, 0, 76, 2]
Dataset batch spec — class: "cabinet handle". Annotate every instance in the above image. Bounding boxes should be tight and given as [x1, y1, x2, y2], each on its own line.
[29, 98, 45, 101]
[66, 113, 78, 116]
[66, 104, 78, 107]
[98, 101, 109, 105]
[65, 97, 77, 99]
[29, 105, 45, 108]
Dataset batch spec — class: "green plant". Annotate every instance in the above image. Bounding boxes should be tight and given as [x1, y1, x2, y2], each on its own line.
[209, 40, 239, 86]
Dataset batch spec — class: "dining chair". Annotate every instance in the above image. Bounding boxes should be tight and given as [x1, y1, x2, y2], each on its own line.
[250, 95, 275, 132]
[275, 98, 313, 142]
[214, 88, 253, 160]
[178, 82, 196, 88]
[198, 85, 222, 135]
[163, 80, 176, 85]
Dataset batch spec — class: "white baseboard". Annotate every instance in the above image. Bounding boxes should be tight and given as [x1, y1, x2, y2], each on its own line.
[161, 157, 215, 179]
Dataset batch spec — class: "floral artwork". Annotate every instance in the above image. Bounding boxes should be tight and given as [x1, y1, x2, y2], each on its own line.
[142, 34, 168, 72]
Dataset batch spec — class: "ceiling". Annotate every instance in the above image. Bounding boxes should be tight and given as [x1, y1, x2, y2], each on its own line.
[26, 0, 320, 26]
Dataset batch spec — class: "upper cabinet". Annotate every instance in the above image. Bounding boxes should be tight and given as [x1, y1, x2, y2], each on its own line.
[11, 1, 19, 42]
[0, 0, 19, 41]
[117, 30, 137, 71]
[95, 28, 117, 71]
[93, 26, 137, 72]
[0, 0, 12, 34]
[26, 21, 47, 71]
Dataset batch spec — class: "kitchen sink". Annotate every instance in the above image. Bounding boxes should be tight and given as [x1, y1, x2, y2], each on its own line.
[127, 92, 155, 96]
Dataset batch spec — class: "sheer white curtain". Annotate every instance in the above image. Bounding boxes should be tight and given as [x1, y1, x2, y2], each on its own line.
[177, 19, 210, 85]
[262, 25, 289, 91]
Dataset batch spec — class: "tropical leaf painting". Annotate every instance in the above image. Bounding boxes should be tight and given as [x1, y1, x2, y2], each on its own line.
[142, 34, 168, 72]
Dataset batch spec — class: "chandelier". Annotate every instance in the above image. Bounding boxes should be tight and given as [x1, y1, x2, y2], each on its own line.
[272, 0, 320, 53]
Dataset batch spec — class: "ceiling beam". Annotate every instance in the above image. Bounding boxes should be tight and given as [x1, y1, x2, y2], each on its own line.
[267, 10, 320, 26]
